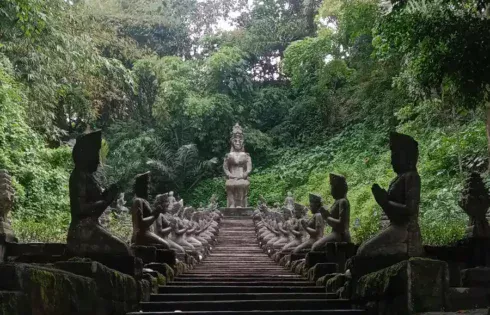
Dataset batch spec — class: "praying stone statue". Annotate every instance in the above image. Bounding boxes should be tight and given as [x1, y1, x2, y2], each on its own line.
[153, 194, 186, 254]
[168, 191, 176, 205]
[285, 192, 295, 211]
[459, 172, 490, 239]
[67, 131, 132, 256]
[0, 170, 17, 243]
[357, 132, 424, 257]
[223, 123, 252, 208]
[131, 172, 169, 248]
[280, 203, 307, 253]
[115, 193, 129, 213]
[292, 194, 325, 254]
[312, 173, 351, 251]
[208, 194, 218, 211]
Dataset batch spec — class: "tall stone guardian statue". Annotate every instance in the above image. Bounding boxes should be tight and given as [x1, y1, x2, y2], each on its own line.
[357, 132, 424, 257]
[223, 123, 252, 208]
[67, 131, 132, 256]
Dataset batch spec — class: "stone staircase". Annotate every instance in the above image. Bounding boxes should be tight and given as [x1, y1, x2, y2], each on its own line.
[128, 218, 365, 314]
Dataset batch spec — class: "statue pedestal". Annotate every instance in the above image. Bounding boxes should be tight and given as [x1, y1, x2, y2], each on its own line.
[220, 207, 254, 218]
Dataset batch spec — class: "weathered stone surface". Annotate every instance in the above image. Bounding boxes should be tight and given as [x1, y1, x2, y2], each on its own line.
[307, 263, 339, 281]
[0, 263, 98, 315]
[156, 249, 176, 266]
[305, 251, 327, 270]
[316, 273, 341, 287]
[353, 258, 449, 315]
[326, 273, 347, 294]
[142, 273, 159, 294]
[347, 253, 409, 280]
[6, 243, 67, 257]
[461, 267, 490, 288]
[145, 263, 174, 282]
[0, 291, 27, 315]
[447, 287, 490, 311]
[131, 245, 157, 264]
[224, 123, 252, 208]
[84, 254, 143, 279]
[137, 279, 151, 302]
[54, 260, 138, 303]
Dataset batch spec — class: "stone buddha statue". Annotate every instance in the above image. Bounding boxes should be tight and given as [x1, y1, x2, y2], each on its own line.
[312, 174, 351, 251]
[280, 203, 307, 253]
[67, 131, 131, 256]
[169, 201, 196, 252]
[459, 172, 490, 239]
[285, 192, 295, 211]
[357, 132, 424, 257]
[131, 172, 169, 248]
[0, 170, 17, 243]
[292, 194, 325, 254]
[153, 193, 186, 254]
[223, 123, 252, 208]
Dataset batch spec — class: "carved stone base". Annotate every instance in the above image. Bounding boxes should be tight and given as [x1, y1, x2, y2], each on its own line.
[219, 207, 254, 217]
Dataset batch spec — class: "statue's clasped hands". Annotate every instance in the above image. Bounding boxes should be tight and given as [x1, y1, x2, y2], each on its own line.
[372, 184, 388, 207]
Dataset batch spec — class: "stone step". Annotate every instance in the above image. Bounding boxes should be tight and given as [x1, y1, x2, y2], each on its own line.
[167, 281, 315, 286]
[184, 272, 296, 276]
[150, 292, 336, 301]
[129, 311, 365, 315]
[172, 278, 309, 282]
[177, 274, 302, 279]
[139, 299, 353, 312]
[159, 286, 326, 294]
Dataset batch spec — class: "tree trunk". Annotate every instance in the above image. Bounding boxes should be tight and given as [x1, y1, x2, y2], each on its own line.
[486, 107, 490, 170]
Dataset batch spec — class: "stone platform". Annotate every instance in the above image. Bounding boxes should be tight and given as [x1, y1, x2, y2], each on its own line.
[220, 207, 254, 217]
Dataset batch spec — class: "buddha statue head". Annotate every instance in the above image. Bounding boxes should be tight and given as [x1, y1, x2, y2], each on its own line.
[230, 123, 245, 152]
[390, 132, 418, 174]
[294, 203, 305, 219]
[134, 171, 150, 199]
[73, 131, 102, 173]
[153, 193, 170, 214]
[329, 173, 348, 199]
[309, 194, 323, 214]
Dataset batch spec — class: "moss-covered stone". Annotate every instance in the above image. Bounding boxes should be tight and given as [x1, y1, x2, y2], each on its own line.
[146, 263, 175, 282]
[353, 258, 449, 315]
[316, 273, 340, 286]
[54, 260, 138, 303]
[142, 273, 159, 294]
[308, 263, 339, 281]
[0, 263, 98, 315]
[326, 273, 346, 294]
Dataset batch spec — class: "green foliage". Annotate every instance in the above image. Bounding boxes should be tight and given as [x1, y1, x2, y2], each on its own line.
[1, 0, 489, 248]
[0, 55, 71, 238]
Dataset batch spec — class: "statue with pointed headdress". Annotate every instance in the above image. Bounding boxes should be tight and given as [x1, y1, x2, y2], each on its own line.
[312, 174, 351, 251]
[292, 194, 325, 254]
[459, 172, 490, 238]
[67, 131, 132, 256]
[223, 123, 252, 208]
[357, 132, 424, 257]
[131, 172, 169, 248]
